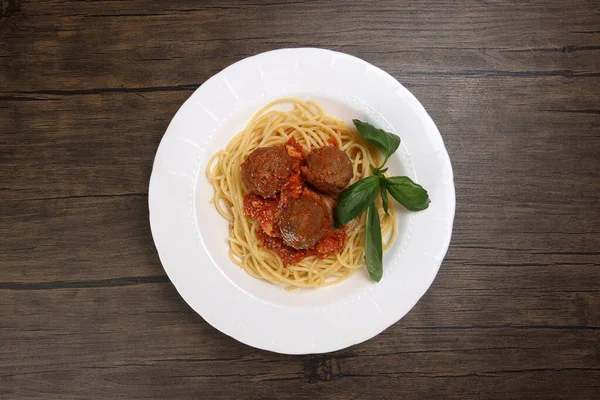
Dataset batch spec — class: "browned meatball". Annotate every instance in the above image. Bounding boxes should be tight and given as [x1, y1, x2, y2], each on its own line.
[279, 197, 331, 249]
[241, 146, 295, 198]
[304, 146, 353, 194]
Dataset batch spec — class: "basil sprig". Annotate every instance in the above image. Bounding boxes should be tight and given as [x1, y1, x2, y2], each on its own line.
[334, 120, 431, 282]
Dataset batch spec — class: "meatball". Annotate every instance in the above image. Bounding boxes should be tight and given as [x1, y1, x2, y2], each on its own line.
[304, 146, 353, 194]
[279, 197, 331, 250]
[241, 146, 295, 198]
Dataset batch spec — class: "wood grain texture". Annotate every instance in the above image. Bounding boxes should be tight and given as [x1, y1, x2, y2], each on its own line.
[1, 0, 599, 398]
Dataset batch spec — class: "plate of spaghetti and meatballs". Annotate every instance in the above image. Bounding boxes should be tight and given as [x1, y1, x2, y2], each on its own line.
[149, 48, 455, 354]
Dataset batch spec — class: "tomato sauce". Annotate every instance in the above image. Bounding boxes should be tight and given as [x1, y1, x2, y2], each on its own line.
[243, 195, 280, 237]
[285, 136, 306, 161]
[256, 230, 307, 266]
[243, 138, 348, 266]
[315, 227, 347, 258]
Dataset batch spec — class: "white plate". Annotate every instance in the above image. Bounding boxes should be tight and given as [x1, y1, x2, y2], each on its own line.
[149, 48, 455, 354]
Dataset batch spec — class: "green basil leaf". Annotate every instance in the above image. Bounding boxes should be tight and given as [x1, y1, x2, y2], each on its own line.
[385, 176, 430, 211]
[353, 119, 401, 167]
[381, 185, 389, 216]
[335, 175, 380, 226]
[365, 202, 383, 282]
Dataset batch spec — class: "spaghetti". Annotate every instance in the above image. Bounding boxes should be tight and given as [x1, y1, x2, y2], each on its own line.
[206, 98, 397, 288]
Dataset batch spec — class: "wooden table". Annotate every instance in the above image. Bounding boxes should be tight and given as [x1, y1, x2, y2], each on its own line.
[2, 1, 599, 398]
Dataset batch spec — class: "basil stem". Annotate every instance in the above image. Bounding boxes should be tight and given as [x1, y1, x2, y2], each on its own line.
[380, 184, 389, 216]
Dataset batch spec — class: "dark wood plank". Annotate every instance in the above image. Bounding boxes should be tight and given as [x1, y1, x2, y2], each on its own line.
[1, 0, 599, 398]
